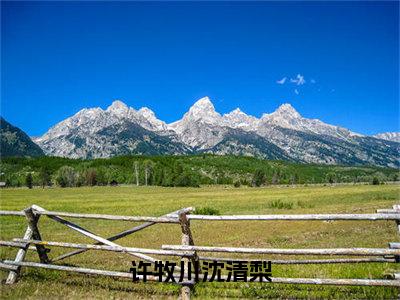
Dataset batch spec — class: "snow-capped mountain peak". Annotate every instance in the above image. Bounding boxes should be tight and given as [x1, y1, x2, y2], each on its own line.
[191, 96, 214, 108]
[373, 132, 400, 142]
[138, 107, 168, 132]
[106, 100, 130, 116]
[222, 108, 259, 131]
[271, 103, 301, 119]
[187, 96, 219, 119]
[258, 103, 356, 139]
[167, 97, 224, 148]
[170, 96, 221, 128]
[226, 108, 245, 116]
[260, 103, 302, 128]
[75, 107, 103, 118]
[138, 107, 156, 118]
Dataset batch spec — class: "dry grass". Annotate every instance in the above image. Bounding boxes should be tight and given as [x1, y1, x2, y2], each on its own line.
[0, 184, 399, 299]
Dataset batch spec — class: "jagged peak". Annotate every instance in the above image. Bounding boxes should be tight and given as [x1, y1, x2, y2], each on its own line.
[76, 107, 103, 115]
[138, 107, 163, 123]
[138, 107, 155, 116]
[184, 96, 220, 121]
[276, 103, 299, 114]
[227, 108, 244, 115]
[224, 108, 258, 120]
[261, 103, 301, 119]
[106, 100, 129, 112]
[138, 106, 167, 131]
[189, 96, 215, 111]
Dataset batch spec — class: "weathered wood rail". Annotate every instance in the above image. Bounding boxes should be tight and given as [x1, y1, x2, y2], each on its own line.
[0, 204, 400, 299]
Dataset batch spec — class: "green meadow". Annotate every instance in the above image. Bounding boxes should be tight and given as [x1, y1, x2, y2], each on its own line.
[0, 184, 399, 299]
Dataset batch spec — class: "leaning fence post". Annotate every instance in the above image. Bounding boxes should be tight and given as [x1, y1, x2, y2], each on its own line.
[24, 207, 50, 264]
[5, 224, 33, 284]
[6, 205, 50, 284]
[178, 211, 197, 300]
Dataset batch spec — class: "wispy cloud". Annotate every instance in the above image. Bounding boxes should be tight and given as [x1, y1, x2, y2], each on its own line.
[290, 74, 306, 86]
[276, 74, 318, 95]
[276, 77, 287, 84]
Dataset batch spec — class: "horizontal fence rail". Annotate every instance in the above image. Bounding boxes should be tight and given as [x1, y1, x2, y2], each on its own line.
[1, 260, 161, 282]
[2, 260, 399, 287]
[0, 211, 26, 216]
[32, 211, 180, 224]
[162, 245, 400, 256]
[2, 239, 195, 257]
[2, 210, 399, 222]
[0, 204, 399, 299]
[187, 213, 400, 221]
[198, 256, 395, 264]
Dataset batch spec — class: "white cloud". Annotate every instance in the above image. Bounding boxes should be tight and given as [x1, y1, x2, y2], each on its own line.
[310, 79, 316, 84]
[294, 89, 299, 95]
[290, 74, 306, 86]
[276, 77, 287, 84]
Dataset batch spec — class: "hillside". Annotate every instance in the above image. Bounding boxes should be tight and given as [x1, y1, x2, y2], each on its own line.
[1, 154, 397, 187]
[0, 117, 44, 158]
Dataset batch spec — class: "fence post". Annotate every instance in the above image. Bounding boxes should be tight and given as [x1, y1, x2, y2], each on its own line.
[5, 226, 33, 284]
[24, 207, 50, 264]
[178, 212, 197, 300]
[6, 206, 50, 284]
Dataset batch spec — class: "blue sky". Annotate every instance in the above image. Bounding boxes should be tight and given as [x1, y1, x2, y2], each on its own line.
[1, 1, 399, 136]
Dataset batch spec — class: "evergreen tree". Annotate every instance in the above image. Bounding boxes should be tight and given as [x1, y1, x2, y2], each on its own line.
[39, 167, 51, 188]
[25, 173, 33, 189]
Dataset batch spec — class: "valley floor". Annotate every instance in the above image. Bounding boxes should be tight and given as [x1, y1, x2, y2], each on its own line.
[0, 184, 399, 299]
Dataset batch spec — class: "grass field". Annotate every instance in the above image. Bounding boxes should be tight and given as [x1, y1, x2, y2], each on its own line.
[0, 184, 399, 299]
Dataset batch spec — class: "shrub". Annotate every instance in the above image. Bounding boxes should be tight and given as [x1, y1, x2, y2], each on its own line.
[268, 200, 294, 209]
[55, 166, 77, 187]
[84, 168, 97, 186]
[174, 172, 199, 187]
[372, 177, 380, 185]
[233, 181, 241, 188]
[194, 206, 220, 215]
[297, 200, 315, 209]
[252, 169, 266, 187]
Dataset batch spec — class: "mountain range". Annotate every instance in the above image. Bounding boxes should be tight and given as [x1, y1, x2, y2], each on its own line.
[28, 97, 399, 168]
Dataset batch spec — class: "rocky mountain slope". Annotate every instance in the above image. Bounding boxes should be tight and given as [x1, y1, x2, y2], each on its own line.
[34, 101, 188, 159]
[373, 132, 400, 143]
[0, 117, 44, 157]
[33, 97, 399, 167]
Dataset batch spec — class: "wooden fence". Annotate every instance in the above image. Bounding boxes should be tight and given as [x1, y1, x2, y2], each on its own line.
[1, 204, 400, 299]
